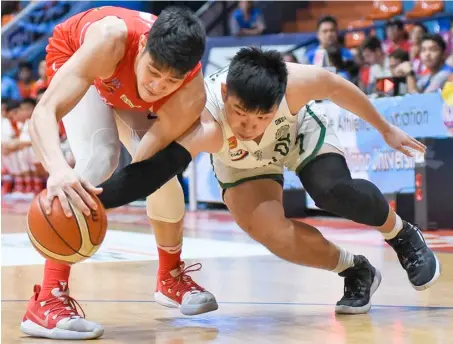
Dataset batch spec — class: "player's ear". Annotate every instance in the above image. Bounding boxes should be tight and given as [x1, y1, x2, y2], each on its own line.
[138, 34, 147, 53]
[221, 82, 227, 102]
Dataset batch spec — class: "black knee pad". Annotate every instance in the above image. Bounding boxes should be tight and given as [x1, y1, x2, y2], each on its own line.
[298, 153, 389, 226]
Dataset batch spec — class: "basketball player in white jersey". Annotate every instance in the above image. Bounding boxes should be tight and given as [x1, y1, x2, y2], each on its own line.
[99, 47, 440, 313]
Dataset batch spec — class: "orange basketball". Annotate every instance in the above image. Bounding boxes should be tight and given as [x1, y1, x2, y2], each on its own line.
[27, 189, 108, 264]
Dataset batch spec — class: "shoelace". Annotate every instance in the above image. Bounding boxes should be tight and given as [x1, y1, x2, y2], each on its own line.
[343, 277, 366, 299]
[162, 263, 205, 296]
[45, 294, 85, 319]
[393, 233, 424, 269]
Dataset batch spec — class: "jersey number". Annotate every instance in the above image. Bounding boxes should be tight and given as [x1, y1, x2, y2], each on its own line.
[296, 134, 305, 155]
[274, 133, 291, 156]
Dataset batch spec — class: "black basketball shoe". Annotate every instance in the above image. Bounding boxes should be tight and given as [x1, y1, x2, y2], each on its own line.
[335, 255, 382, 314]
[386, 221, 441, 291]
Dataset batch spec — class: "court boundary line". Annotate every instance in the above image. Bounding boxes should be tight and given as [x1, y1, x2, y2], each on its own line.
[2, 299, 453, 310]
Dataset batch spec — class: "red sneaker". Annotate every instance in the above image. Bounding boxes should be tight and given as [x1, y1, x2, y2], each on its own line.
[154, 262, 218, 315]
[20, 283, 104, 340]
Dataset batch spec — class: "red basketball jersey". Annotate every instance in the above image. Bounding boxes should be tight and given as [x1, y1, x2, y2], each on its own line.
[46, 6, 201, 112]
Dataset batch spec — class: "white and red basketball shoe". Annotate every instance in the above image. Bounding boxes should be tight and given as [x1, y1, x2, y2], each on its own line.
[20, 282, 104, 340]
[154, 262, 218, 315]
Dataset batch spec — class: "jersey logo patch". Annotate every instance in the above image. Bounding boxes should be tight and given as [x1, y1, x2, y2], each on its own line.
[120, 94, 141, 108]
[102, 79, 121, 93]
[253, 150, 263, 161]
[275, 125, 290, 139]
[230, 149, 249, 161]
[228, 136, 237, 149]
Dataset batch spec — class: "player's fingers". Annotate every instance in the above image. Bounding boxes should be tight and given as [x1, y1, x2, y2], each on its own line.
[73, 181, 98, 212]
[404, 139, 424, 153]
[410, 137, 427, 152]
[65, 186, 91, 216]
[398, 146, 413, 157]
[80, 178, 103, 196]
[56, 190, 73, 217]
[42, 191, 55, 215]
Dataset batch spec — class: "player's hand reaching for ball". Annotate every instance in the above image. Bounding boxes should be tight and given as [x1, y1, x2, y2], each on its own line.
[43, 166, 103, 217]
[381, 124, 426, 157]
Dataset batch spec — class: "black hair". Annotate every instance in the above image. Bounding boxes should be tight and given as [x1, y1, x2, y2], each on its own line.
[18, 61, 33, 70]
[326, 44, 345, 70]
[21, 98, 37, 107]
[421, 33, 447, 53]
[1, 97, 10, 105]
[317, 15, 338, 30]
[226, 47, 288, 114]
[385, 18, 404, 30]
[413, 22, 428, 33]
[36, 87, 47, 96]
[146, 6, 206, 76]
[361, 36, 382, 52]
[6, 99, 20, 112]
[389, 49, 410, 62]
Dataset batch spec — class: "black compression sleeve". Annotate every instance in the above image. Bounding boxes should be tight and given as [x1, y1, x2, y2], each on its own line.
[97, 142, 192, 209]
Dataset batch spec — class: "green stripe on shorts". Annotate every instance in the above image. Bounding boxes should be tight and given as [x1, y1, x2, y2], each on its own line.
[218, 173, 284, 189]
[295, 104, 326, 174]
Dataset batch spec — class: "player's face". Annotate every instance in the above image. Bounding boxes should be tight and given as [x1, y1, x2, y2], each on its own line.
[420, 40, 443, 70]
[135, 35, 187, 102]
[222, 83, 277, 141]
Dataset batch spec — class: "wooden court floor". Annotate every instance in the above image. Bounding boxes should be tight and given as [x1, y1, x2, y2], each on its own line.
[2, 200, 453, 344]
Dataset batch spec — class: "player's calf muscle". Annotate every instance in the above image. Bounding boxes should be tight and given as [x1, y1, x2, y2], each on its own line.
[235, 201, 337, 269]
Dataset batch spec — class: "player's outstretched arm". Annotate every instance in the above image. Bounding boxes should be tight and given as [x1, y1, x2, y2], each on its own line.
[98, 109, 222, 209]
[286, 63, 426, 157]
[29, 18, 127, 216]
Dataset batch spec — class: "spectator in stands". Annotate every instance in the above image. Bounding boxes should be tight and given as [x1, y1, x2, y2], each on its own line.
[409, 23, 428, 75]
[382, 19, 410, 54]
[31, 60, 48, 99]
[361, 36, 391, 94]
[303, 15, 352, 67]
[441, 18, 453, 56]
[1, 99, 21, 195]
[389, 49, 410, 77]
[326, 44, 358, 83]
[282, 52, 298, 63]
[395, 34, 452, 93]
[1, 74, 21, 101]
[16, 61, 35, 99]
[1, 1, 19, 27]
[230, 1, 265, 36]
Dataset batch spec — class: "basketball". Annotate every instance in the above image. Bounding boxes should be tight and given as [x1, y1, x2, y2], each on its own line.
[26, 189, 108, 264]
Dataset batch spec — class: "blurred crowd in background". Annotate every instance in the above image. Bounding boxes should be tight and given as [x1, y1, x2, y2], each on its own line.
[2, 0, 453, 198]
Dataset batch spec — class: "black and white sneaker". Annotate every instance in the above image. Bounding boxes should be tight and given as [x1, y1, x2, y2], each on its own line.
[335, 255, 382, 314]
[386, 221, 441, 291]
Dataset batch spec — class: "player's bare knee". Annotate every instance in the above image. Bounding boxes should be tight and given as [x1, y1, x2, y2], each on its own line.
[246, 201, 287, 243]
[146, 177, 186, 223]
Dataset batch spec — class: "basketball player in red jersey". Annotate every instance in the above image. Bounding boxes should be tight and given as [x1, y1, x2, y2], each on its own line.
[22, 6, 217, 340]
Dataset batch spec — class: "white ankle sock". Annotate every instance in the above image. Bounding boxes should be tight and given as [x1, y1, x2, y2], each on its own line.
[332, 246, 355, 273]
[381, 214, 403, 240]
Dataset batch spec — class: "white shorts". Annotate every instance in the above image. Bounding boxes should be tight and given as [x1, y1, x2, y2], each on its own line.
[212, 104, 343, 189]
[62, 86, 184, 221]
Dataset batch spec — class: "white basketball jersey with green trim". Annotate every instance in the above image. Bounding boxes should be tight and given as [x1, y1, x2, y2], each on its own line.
[205, 67, 304, 170]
